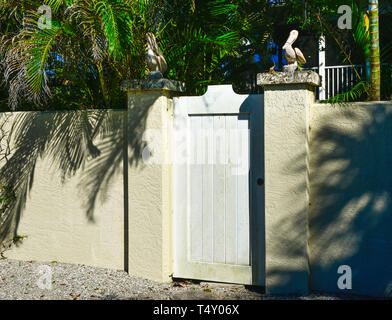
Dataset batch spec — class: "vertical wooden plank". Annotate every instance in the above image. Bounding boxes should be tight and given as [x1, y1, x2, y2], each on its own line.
[225, 115, 238, 265]
[202, 116, 214, 263]
[173, 97, 190, 273]
[213, 115, 226, 263]
[189, 116, 202, 261]
[237, 116, 250, 266]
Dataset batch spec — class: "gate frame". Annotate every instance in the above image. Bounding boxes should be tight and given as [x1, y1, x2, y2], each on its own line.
[172, 85, 265, 286]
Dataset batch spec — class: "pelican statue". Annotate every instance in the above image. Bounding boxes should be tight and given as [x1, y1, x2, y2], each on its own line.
[282, 30, 307, 72]
[146, 32, 167, 79]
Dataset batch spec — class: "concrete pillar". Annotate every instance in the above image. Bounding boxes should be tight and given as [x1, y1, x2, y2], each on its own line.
[257, 71, 320, 295]
[121, 79, 185, 282]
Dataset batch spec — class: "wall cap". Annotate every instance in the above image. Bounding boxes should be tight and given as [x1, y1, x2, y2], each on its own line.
[121, 79, 186, 93]
[257, 71, 321, 88]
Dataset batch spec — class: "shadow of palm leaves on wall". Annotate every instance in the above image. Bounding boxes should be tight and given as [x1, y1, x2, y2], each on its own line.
[0, 98, 155, 242]
[275, 104, 392, 297]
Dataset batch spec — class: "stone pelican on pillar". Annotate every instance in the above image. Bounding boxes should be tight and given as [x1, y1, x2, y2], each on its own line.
[282, 30, 307, 72]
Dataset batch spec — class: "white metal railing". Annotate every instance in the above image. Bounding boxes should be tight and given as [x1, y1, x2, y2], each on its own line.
[308, 64, 364, 101]
[309, 63, 391, 101]
[245, 63, 390, 98]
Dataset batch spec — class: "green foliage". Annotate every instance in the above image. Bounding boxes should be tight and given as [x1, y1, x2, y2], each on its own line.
[163, 0, 273, 94]
[325, 81, 369, 103]
[0, 0, 273, 109]
[335, 1, 391, 101]
[351, 1, 370, 64]
[24, 24, 60, 94]
[284, 0, 391, 102]
[284, 0, 352, 32]
[0, 0, 389, 107]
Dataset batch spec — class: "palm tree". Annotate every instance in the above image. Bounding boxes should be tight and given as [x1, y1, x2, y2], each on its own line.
[0, 0, 273, 109]
[0, 0, 151, 110]
[368, 0, 381, 101]
[159, 0, 272, 95]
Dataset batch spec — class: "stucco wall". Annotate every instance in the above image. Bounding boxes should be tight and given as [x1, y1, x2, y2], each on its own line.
[263, 84, 314, 295]
[309, 101, 392, 297]
[126, 91, 173, 282]
[1, 110, 125, 270]
[1, 90, 175, 283]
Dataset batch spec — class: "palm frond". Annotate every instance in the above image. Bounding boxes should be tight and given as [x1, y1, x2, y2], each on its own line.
[24, 25, 60, 94]
[325, 81, 369, 104]
[351, 2, 370, 63]
[44, 0, 74, 12]
[94, 0, 131, 59]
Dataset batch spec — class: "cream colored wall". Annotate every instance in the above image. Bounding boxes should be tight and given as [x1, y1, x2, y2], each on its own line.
[1, 91, 176, 283]
[126, 91, 173, 282]
[3, 110, 125, 270]
[263, 85, 315, 295]
[309, 101, 392, 297]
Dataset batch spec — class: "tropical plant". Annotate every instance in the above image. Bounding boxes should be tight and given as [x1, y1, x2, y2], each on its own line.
[159, 0, 273, 94]
[284, 0, 390, 102]
[0, 0, 151, 110]
[0, 0, 274, 110]
[368, 0, 381, 101]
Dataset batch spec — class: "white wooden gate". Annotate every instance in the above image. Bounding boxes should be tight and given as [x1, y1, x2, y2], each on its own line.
[173, 85, 265, 285]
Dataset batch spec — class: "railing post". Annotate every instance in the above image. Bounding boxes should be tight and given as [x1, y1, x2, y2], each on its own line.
[319, 36, 326, 101]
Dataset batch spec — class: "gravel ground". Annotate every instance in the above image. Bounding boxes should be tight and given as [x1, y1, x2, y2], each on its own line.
[0, 259, 380, 300]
